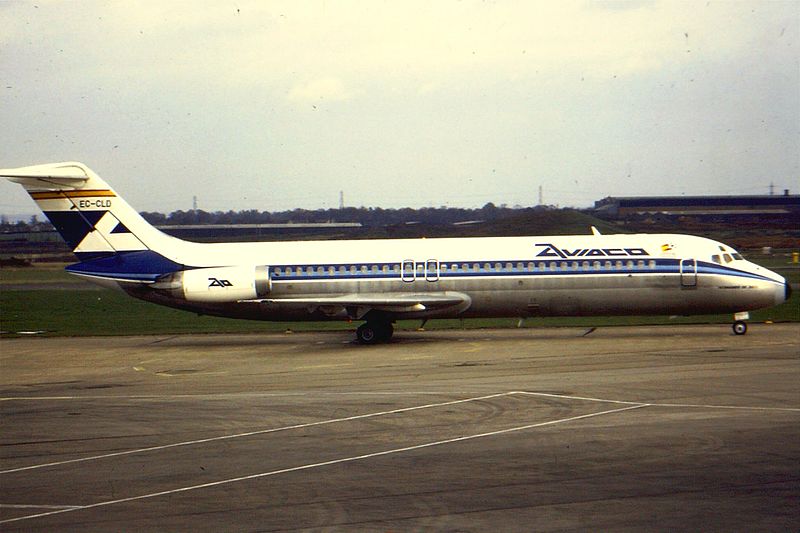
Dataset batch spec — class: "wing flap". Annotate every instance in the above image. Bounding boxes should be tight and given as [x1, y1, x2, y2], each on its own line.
[241, 292, 470, 315]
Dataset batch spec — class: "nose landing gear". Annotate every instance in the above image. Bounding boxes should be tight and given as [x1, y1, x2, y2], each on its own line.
[732, 311, 749, 335]
[732, 321, 748, 335]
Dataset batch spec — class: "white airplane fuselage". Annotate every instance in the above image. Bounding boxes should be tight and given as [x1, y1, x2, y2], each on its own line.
[2, 162, 790, 342]
[117, 234, 786, 322]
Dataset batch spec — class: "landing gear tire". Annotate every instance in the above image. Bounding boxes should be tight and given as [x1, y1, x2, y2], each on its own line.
[356, 322, 393, 344]
[732, 321, 747, 336]
[356, 323, 378, 344]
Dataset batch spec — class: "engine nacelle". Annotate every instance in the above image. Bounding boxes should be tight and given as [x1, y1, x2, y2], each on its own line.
[153, 265, 271, 302]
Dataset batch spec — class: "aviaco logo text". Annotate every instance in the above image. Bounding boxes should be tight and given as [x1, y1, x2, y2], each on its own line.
[208, 277, 233, 288]
[535, 243, 650, 258]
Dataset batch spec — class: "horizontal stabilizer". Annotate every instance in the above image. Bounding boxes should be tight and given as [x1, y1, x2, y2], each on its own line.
[0, 162, 91, 189]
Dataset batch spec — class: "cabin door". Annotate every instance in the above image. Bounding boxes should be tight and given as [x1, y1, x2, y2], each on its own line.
[680, 258, 697, 287]
[425, 259, 439, 282]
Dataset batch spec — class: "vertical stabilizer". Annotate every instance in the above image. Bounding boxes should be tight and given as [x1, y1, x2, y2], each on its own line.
[1, 162, 177, 261]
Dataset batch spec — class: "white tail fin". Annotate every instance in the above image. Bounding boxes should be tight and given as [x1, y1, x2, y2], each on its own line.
[1, 162, 177, 261]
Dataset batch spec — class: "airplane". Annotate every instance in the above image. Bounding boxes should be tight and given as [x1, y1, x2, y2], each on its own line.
[1, 162, 791, 343]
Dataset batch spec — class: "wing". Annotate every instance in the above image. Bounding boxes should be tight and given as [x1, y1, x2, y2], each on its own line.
[242, 292, 471, 318]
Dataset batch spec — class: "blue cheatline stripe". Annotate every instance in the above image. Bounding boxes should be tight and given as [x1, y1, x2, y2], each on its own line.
[66, 250, 184, 282]
[267, 258, 778, 284]
[695, 261, 775, 282]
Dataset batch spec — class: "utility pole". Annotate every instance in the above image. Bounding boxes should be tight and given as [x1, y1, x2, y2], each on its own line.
[339, 191, 344, 209]
[769, 182, 774, 196]
[538, 185, 543, 206]
[192, 195, 197, 210]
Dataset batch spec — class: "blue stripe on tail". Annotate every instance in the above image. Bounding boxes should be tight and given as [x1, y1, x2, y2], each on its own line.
[66, 250, 184, 282]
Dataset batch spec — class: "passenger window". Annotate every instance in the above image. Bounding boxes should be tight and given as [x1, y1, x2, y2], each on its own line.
[328, 266, 335, 275]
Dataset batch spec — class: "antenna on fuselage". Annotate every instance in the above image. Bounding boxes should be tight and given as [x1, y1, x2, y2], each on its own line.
[591, 226, 601, 236]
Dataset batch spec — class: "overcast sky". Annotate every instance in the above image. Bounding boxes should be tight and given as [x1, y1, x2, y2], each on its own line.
[1, 1, 797, 216]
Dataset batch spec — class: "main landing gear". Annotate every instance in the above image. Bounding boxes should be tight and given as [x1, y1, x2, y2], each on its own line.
[356, 320, 394, 344]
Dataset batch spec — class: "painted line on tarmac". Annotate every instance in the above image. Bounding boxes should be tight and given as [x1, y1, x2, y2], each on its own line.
[4, 390, 796, 477]
[0, 403, 647, 525]
[0, 392, 512, 475]
[0, 504, 82, 510]
[516, 391, 800, 412]
[644, 401, 800, 412]
[0, 391, 470, 402]
[515, 391, 645, 406]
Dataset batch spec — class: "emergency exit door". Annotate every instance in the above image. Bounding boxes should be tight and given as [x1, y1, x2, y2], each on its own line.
[680, 258, 697, 287]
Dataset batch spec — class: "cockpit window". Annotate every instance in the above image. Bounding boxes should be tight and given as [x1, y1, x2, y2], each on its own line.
[723, 253, 733, 263]
[732, 253, 743, 260]
[711, 254, 721, 264]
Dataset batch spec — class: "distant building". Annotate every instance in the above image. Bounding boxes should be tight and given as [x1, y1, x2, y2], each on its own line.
[594, 192, 800, 218]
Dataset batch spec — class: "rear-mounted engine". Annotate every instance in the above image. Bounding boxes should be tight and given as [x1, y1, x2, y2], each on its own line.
[152, 265, 270, 302]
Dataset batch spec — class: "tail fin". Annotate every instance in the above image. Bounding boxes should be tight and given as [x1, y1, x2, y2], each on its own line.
[1, 162, 174, 261]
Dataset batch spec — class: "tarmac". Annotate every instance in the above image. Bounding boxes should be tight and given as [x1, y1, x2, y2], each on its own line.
[1, 324, 798, 532]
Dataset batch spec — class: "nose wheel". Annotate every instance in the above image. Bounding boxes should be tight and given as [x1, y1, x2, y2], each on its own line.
[732, 321, 748, 335]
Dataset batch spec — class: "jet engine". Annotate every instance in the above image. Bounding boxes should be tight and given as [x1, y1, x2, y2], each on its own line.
[152, 265, 270, 302]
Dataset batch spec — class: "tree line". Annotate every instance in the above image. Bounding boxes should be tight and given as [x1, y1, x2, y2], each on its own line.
[2, 203, 553, 232]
